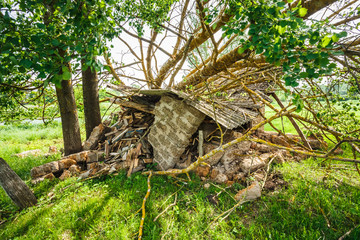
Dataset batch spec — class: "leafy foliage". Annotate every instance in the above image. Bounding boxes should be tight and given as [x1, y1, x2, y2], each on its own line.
[0, 0, 177, 123]
[223, 0, 346, 88]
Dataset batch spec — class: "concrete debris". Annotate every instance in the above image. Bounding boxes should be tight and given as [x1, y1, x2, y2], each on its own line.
[148, 95, 205, 170]
[59, 170, 71, 181]
[240, 157, 266, 173]
[214, 173, 228, 184]
[31, 172, 55, 184]
[203, 143, 224, 166]
[14, 149, 42, 158]
[196, 165, 211, 177]
[235, 181, 262, 201]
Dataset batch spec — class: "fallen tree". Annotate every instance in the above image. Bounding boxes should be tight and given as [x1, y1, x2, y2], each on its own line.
[0, 158, 37, 209]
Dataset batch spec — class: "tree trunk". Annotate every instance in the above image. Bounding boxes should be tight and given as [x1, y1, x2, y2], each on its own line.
[81, 60, 102, 140]
[0, 158, 37, 209]
[56, 79, 83, 156]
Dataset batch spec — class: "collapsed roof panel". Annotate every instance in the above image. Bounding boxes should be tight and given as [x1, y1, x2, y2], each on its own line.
[109, 87, 261, 129]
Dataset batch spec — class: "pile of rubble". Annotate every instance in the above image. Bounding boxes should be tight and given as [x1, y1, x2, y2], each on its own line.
[30, 89, 326, 189]
[31, 108, 154, 183]
[30, 115, 316, 187]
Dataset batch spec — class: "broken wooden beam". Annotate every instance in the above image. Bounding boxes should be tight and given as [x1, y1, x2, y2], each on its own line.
[111, 98, 154, 114]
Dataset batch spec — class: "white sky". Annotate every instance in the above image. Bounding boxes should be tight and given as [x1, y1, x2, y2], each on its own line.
[106, 0, 360, 88]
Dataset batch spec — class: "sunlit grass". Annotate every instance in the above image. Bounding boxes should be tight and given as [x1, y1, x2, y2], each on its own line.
[1, 158, 359, 239]
[0, 102, 360, 239]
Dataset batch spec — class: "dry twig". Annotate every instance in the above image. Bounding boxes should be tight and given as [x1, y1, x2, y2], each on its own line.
[138, 171, 152, 239]
[153, 193, 177, 222]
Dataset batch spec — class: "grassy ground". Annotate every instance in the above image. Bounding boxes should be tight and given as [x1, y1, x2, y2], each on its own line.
[0, 107, 360, 239]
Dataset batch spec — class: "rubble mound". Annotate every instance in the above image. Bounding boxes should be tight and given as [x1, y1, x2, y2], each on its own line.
[30, 111, 319, 186]
[31, 92, 325, 186]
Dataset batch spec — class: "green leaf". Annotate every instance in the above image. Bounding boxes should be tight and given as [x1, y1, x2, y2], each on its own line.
[306, 53, 317, 60]
[321, 36, 331, 48]
[284, 76, 299, 87]
[331, 34, 340, 42]
[277, 2, 286, 7]
[292, 95, 304, 112]
[299, 8, 308, 17]
[332, 50, 343, 56]
[62, 66, 71, 80]
[38, 72, 46, 79]
[52, 75, 63, 89]
[104, 65, 111, 72]
[299, 72, 308, 78]
[238, 47, 246, 54]
[51, 39, 60, 46]
[338, 31, 348, 38]
[9, 56, 18, 64]
[20, 59, 32, 68]
[277, 25, 286, 35]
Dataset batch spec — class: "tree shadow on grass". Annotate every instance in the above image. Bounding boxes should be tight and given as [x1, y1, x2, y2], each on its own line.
[0, 205, 52, 239]
[69, 194, 112, 239]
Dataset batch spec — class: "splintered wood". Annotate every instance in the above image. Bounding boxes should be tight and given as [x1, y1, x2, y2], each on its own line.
[93, 109, 154, 178]
[30, 108, 154, 183]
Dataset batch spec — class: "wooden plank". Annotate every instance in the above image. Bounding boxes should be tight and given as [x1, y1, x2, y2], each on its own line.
[112, 98, 154, 114]
[198, 130, 204, 157]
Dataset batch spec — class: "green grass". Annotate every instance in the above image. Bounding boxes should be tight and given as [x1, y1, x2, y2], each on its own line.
[264, 100, 360, 135]
[0, 113, 360, 239]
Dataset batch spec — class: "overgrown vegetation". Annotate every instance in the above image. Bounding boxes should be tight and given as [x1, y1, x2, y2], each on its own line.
[1, 120, 359, 239]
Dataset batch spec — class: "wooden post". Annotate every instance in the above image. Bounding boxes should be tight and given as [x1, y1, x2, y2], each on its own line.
[0, 158, 37, 209]
[198, 130, 204, 157]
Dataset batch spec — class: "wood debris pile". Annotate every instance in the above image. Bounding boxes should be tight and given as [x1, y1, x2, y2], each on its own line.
[30, 108, 155, 183]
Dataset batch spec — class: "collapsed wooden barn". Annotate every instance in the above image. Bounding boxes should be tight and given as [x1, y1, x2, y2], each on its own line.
[107, 83, 270, 171]
[30, 82, 324, 185]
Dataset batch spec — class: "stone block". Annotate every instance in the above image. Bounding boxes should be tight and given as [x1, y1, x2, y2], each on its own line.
[235, 181, 261, 201]
[58, 158, 77, 169]
[203, 143, 224, 166]
[196, 165, 211, 177]
[240, 157, 265, 173]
